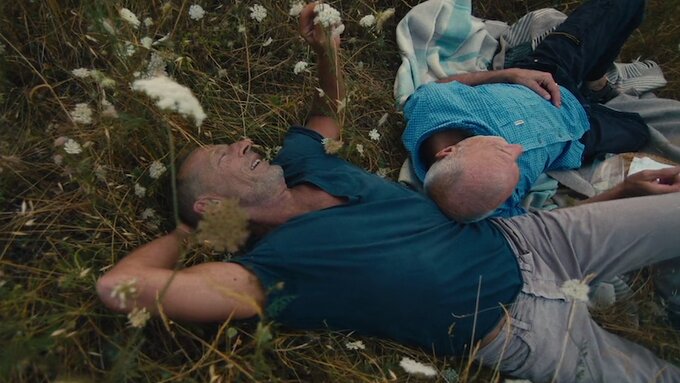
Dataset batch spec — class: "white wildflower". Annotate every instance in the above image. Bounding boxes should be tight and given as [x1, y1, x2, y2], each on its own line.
[345, 340, 365, 350]
[356, 144, 364, 157]
[64, 139, 83, 155]
[123, 41, 136, 57]
[72, 68, 91, 78]
[560, 279, 590, 303]
[109, 278, 138, 309]
[376, 8, 395, 32]
[140, 36, 153, 49]
[376, 168, 388, 178]
[399, 357, 437, 378]
[368, 128, 380, 141]
[70, 103, 93, 125]
[293, 61, 308, 75]
[188, 4, 205, 21]
[289, 1, 305, 17]
[53, 154, 63, 165]
[140, 208, 157, 220]
[359, 14, 376, 28]
[262, 37, 273, 47]
[313, 3, 341, 28]
[134, 183, 146, 197]
[148, 160, 167, 179]
[378, 112, 389, 127]
[132, 75, 207, 127]
[119, 8, 141, 29]
[143, 17, 154, 27]
[331, 24, 345, 38]
[249, 4, 267, 22]
[128, 307, 151, 328]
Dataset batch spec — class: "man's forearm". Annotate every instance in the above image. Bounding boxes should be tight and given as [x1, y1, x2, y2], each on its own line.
[115, 229, 190, 271]
[436, 70, 509, 86]
[309, 43, 345, 119]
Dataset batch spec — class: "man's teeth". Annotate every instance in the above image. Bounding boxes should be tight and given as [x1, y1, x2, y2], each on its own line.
[250, 159, 261, 170]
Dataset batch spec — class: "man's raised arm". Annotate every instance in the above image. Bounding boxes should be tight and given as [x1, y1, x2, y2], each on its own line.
[299, 3, 345, 139]
[96, 226, 264, 322]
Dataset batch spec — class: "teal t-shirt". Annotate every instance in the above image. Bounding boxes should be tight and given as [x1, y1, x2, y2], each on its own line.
[232, 127, 522, 355]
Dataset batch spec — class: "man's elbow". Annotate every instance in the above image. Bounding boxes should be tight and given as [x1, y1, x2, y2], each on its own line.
[96, 271, 130, 313]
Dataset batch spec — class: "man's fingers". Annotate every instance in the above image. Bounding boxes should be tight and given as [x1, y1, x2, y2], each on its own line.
[298, 3, 317, 39]
[544, 79, 562, 107]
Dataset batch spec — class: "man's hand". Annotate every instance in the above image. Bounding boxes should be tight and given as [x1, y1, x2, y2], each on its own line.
[299, 3, 340, 53]
[579, 165, 680, 204]
[618, 166, 680, 198]
[502, 68, 561, 107]
[437, 68, 562, 107]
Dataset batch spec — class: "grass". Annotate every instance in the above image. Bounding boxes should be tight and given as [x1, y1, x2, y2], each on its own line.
[1, 0, 679, 382]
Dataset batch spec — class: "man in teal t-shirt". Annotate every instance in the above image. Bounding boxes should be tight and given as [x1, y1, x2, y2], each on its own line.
[97, 3, 680, 381]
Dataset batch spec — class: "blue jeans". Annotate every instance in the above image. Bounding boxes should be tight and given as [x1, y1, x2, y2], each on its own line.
[513, 0, 650, 162]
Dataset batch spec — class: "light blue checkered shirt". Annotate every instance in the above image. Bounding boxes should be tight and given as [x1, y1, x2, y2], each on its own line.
[402, 81, 589, 217]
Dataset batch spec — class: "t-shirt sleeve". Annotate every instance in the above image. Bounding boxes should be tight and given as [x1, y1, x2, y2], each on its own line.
[273, 126, 326, 168]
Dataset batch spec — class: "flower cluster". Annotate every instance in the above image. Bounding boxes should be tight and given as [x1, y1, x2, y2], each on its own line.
[289, 1, 305, 17]
[345, 340, 365, 350]
[293, 61, 308, 75]
[149, 161, 167, 179]
[249, 4, 267, 22]
[368, 128, 380, 141]
[70, 103, 93, 125]
[560, 279, 590, 302]
[109, 278, 139, 309]
[128, 307, 151, 328]
[399, 357, 437, 377]
[189, 4, 205, 21]
[64, 139, 83, 155]
[195, 198, 250, 253]
[132, 76, 207, 127]
[313, 3, 344, 37]
[359, 15, 376, 28]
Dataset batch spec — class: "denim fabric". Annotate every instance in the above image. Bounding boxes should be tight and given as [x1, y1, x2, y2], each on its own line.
[477, 193, 680, 382]
[513, 0, 650, 161]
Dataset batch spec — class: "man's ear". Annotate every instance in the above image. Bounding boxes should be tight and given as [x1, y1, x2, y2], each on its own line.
[193, 196, 220, 215]
[434, 145, 456, 161]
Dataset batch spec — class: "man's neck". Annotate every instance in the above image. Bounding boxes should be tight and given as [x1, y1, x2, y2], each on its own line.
[249, 184, 345, 227]
[421, 130, 472, 167]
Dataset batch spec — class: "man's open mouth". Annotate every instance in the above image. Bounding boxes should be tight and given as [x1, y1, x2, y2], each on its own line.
[250, 159, 262, 170]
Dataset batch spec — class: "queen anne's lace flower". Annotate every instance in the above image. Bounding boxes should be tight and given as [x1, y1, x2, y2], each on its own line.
[293, 61, 308, 75]
[400, 357, 437, 377]
[188, 4, 205, 21]
[140, 208, 156, 220]
[132, 76, 207, 127]
[148, 161, 166, 179]
[313, 4, 344, 37]
[141, 36, 153, 49]
[356, 144, 365, 157]
[359, 14, 376, 28]
[64, 139, 82, 154]
[289, 1, 305, 17]
[345, 340, 365, 350]
[249, 4, 267, 22]
[110, 278, 138, 309]
[368, 128, 380, 141]
[70, 103, 93, 125]
[119, 8, 140, 28]
[128, 307, 151, 328]
[134, 183, 146, 198]
[561, 279, 590, 302]
[72, 68, 91, 78]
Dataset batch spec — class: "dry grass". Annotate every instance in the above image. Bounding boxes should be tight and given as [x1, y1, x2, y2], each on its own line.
[1, 1, 678, 382]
